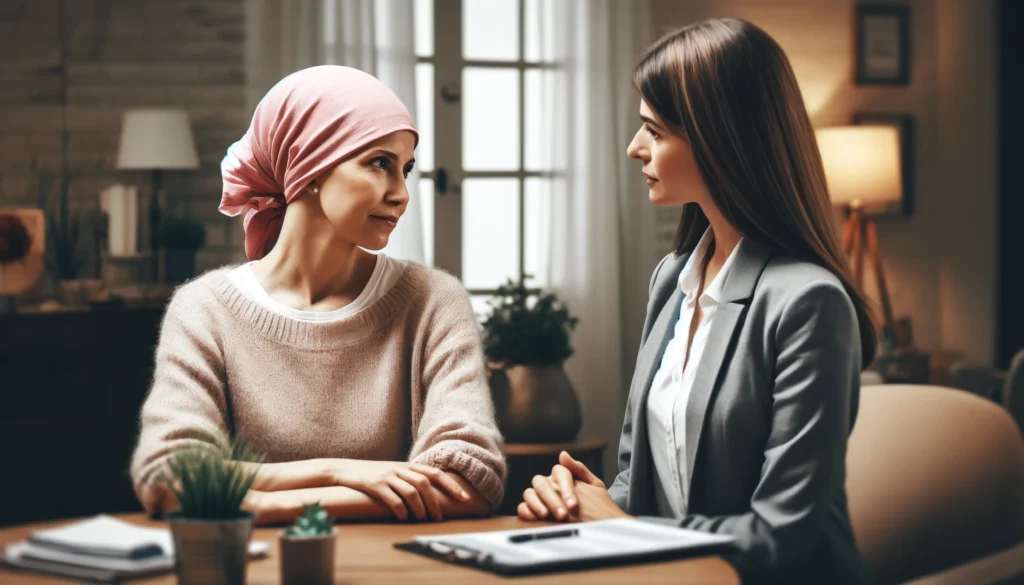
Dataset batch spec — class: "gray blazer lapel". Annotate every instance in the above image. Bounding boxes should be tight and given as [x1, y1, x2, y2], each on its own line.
[683, 239, 774, 498]
[625, 254, 687, 515]
[630, 287, 684, 435]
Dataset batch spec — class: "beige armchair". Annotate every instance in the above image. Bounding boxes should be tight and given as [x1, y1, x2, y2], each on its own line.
[847, 384, 1024, 585]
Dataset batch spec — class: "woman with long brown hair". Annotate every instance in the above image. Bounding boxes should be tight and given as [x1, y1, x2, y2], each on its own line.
[517, 18, 875, 584]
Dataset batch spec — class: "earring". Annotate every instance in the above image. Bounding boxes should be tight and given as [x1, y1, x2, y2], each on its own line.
[311, 185, 320, 195]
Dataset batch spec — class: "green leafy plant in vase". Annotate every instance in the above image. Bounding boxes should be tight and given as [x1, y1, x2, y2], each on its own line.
[280, 503, 337, 585]
[482, 276, 582, 443]
[161, 437, 263, 585]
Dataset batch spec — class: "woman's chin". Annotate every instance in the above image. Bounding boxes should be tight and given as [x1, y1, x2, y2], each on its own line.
[357, 237, 389, 252]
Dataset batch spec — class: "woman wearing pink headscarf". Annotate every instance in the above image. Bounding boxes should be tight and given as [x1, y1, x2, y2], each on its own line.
[130, 66, 505, 524]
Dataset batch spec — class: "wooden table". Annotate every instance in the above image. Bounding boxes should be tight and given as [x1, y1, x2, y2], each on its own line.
[500, 437, 606, 516]
[0, 514, 739, 585]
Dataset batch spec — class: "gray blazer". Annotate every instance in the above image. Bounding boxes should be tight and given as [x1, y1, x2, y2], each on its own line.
[608, 239, 870, 585]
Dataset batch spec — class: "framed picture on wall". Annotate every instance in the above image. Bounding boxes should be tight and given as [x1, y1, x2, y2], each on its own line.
[855, 5, 910, 85]
[854, 113, 913, 217]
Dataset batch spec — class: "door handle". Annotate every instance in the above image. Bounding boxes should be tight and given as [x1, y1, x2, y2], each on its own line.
[436, 168, 447, 196]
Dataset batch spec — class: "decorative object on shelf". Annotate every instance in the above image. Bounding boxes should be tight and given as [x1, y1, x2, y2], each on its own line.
[855, 4, 910, 85]
[817, 125, 907, 348]
[0, 210, 45, 314]
[116, 108, 200, 283]
[161, 437, 263, 585]
[99, 184, 141, 258]
[854, 113, 914, 217]
[280, 503, 336, 585]
[157, 216, 207, 284]
[482, 277, 582, 443]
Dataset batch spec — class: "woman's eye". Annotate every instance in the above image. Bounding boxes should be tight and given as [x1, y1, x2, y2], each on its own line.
[403, 166, 413, 179]
[645, 124, 660, 139]
[371, 158, 389, 171]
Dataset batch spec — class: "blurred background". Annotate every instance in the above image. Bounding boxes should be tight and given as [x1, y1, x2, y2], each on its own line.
[0, 0, 1020, 541]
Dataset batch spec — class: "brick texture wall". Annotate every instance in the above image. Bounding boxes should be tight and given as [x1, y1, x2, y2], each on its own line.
[0, 0, 249, 274]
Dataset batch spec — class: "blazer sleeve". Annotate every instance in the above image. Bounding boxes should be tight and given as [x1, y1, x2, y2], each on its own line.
[608, 252, 673, 508]
[640, 280, 861, 580]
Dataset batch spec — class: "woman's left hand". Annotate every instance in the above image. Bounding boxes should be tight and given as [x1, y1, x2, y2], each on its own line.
[569, 481, 633, 522]
[519, 476, 632, 523]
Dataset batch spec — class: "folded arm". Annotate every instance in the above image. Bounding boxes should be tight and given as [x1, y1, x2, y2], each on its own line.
[130, 295, 233, 517]
[406, 280, 508, 516]
[248, 471, 488, 525]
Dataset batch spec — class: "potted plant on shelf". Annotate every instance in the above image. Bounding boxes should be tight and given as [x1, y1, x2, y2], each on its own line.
[280, 503, 336, 585]
[157, 216, 206, 284]
[482, 277, 582, 443]
[161, 438, 263, 585]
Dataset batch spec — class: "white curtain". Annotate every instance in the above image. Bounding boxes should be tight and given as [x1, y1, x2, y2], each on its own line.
[530, 0, 656, 480]
[244, 0, 426, 263]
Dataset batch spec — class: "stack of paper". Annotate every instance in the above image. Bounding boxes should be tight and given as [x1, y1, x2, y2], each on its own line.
[2, 515, 269, 582]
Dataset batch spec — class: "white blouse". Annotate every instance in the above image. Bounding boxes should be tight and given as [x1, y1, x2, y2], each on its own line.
[646, 229, 743, 517]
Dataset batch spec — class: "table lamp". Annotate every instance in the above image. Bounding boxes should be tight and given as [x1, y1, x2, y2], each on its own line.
[816, 125, 902, 337]
[116, 108, 199, 281]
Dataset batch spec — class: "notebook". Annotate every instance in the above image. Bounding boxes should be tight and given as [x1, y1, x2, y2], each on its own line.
[2, 515, 270, 583]
[395, 518, 737, 576]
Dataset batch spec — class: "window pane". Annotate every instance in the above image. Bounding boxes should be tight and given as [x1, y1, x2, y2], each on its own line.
[463, 68, 520, 170]
[418, 177, 434, 267]
[470, 294, 493, 323]
[524, 177, 550, 288]
[523, 0, 555, 62]
[414, 0, 433, 57]
[463, 0, 519, 61]
[462, 178, 520, 289]
[415, 63, 434, 171]
[524, 68, 542, 171]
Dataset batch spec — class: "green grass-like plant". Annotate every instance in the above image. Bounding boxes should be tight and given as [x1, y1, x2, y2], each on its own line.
[283, 503, 333, 538]
[162, 438, 264, 520]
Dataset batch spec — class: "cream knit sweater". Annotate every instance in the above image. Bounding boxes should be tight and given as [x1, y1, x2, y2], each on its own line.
[130, 263, 506, 512]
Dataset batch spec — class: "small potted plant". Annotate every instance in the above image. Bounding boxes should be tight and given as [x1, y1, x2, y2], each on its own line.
[157, 216, 206, 284]
[161, 438, 263, 585]
[280, 502, 336, 585]
[482, 276, 582, 443]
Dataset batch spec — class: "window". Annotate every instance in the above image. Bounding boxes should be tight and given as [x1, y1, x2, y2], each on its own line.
[415, 0, 557, 315]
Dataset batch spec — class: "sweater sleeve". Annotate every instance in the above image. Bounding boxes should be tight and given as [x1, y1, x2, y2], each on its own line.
[408, 276, 507, 509]
[129, 286, 231, 515]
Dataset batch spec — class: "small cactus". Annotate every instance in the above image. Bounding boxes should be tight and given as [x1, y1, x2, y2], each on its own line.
[283, 503, 333, 538]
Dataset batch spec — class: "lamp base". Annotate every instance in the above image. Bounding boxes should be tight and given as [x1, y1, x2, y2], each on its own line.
[843, 207, 898, 340]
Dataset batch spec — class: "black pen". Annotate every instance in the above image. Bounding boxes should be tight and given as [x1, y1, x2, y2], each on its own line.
[508, 528, 580, 544]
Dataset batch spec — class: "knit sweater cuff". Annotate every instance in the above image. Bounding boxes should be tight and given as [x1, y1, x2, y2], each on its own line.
[412, 446, 505, 509]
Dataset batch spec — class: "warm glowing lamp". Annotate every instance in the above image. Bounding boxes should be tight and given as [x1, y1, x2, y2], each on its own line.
[817, 125, 902, 333]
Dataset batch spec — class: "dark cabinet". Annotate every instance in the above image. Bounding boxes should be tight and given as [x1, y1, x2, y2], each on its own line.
[0, 307, 165, 526]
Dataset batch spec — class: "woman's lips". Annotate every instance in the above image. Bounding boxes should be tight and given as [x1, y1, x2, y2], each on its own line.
[372, 215, 399, 228]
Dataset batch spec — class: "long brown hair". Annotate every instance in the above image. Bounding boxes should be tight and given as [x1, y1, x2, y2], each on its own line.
[634, 18, 877, 368]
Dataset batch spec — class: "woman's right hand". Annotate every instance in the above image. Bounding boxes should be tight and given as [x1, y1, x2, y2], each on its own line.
[329, 460, 470, 522]
[518, 451, 604, 521]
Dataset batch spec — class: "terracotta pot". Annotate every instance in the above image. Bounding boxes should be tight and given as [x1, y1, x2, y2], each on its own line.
[280, 531, 336, 585]
[168, 512, 253, 585]
[490, 365, 582, 443]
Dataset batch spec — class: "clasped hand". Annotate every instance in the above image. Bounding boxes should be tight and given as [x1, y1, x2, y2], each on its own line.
[518, 452, 631, 522]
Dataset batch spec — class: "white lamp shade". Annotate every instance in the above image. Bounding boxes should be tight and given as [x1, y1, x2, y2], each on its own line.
[816, 126, 902, 207]
[116, 109, 200, 170]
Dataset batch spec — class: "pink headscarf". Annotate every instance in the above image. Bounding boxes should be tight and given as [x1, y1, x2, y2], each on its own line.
[219, 65, 418, 260]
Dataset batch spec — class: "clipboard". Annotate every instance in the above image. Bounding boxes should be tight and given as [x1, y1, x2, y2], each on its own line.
[394, 518, 737, 577]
